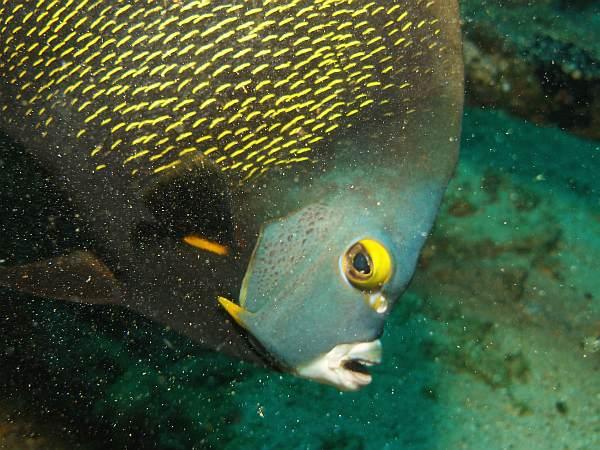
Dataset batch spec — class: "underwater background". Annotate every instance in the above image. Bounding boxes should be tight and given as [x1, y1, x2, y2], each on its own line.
[0, 0, 598, 449]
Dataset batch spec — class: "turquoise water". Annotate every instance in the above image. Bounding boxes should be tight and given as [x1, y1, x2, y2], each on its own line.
[1, 107, 598, 449]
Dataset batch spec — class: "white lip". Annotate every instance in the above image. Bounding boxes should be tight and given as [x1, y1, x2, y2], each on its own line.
[295, 340, 382, 391]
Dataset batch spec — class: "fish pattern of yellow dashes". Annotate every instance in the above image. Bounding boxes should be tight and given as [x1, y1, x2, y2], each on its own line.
[0, 0, 446, 181]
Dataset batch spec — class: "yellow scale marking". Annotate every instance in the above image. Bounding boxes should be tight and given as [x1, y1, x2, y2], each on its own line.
[0, 0, 446, 180]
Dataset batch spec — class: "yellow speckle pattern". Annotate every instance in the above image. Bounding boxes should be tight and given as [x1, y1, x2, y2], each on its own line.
[0, 0, 447, 181]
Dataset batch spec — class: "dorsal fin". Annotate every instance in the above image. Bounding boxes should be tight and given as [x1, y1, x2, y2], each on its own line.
[0, 251, 122, 305]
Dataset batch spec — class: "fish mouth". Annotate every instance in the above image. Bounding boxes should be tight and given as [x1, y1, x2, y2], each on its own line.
[343, 358, 374, 375]
[295, 340, 382, 391]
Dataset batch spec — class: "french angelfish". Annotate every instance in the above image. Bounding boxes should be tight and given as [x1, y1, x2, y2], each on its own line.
[0, 0, 463, 391]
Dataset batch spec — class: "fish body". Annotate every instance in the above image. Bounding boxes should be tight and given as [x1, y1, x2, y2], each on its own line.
[0, 0, 463, 390]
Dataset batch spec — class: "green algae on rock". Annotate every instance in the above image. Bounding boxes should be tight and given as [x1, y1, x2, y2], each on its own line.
[461, 0, 600, 139]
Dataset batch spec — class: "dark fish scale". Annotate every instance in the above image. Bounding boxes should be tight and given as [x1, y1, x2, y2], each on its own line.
[0, 0, 447, 183]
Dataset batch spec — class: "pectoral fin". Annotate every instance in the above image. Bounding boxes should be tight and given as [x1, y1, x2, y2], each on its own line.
[0, 251, 122, 305]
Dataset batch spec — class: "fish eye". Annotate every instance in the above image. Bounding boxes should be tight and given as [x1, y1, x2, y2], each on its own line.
[353, 252, 371, 274]
[343, 239, 392, 291]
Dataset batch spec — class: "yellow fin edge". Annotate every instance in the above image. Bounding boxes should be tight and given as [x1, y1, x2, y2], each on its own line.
[217, 296, 249, 329]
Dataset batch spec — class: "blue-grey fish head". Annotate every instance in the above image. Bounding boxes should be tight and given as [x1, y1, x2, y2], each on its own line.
[219, 181, 443, 391]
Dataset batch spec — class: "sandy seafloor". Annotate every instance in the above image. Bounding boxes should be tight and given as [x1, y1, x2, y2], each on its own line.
[0, 106, 598, 450]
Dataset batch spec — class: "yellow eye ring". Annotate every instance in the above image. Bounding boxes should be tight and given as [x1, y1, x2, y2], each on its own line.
[343, 239, 392, 291]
